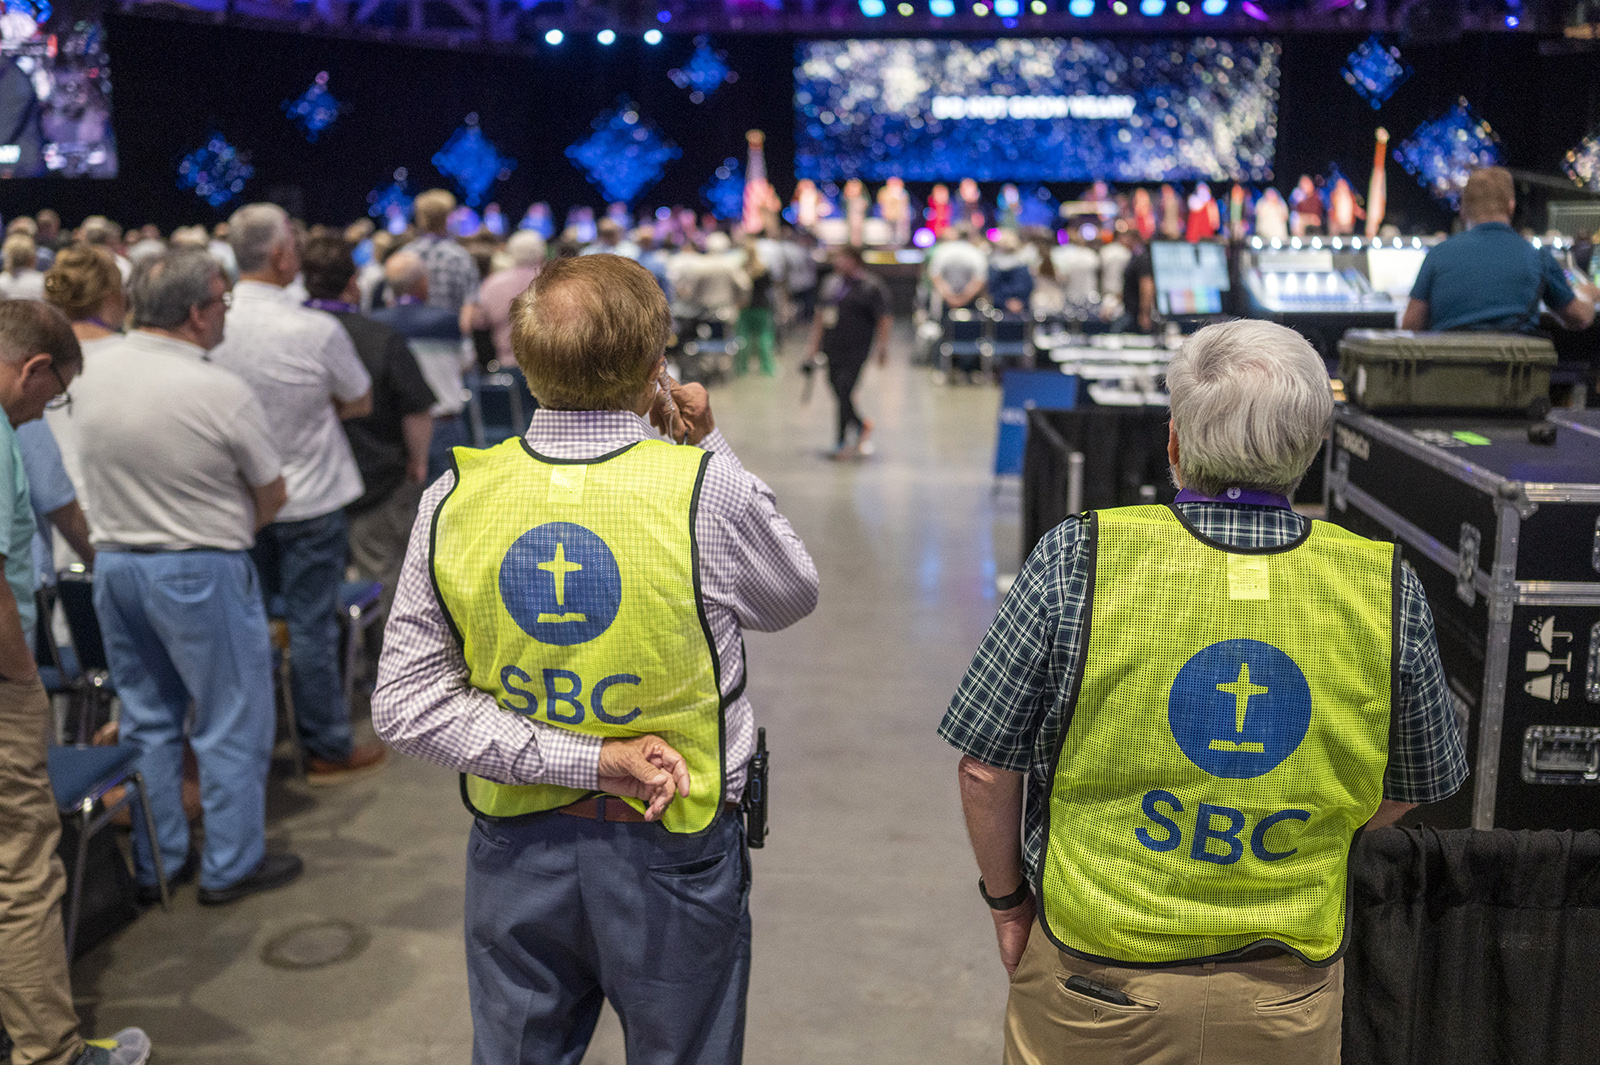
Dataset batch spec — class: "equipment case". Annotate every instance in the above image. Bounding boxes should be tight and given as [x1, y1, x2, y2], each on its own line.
[1338, 330, 1557, 413]
[1325, 407, 1600, 830]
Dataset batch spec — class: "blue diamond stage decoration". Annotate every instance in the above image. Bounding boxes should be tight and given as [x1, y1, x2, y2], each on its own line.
[702, 158, 744, 220]
[1341, 36, 1410, 111]
[284, 71, 344, 142]
[565, 98, 681, 204]
[668, 37, 738, 104]
[432, 115, 516, 207]
[1395, 99, 1501, 207]
[367, 168, 414, 224]
[177, 133, 254, 208]
[1565, 130, 1600, 192]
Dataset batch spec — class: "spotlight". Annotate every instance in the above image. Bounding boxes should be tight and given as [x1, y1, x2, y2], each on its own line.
[1241, 0, 1267, 18]
[597, 28, 616, 43]
[1002, 15, 1018, 23]
[1112, 0, 1128, 11]
[859, 0, 887, 14]
[1139, 0, 1164, 12]
[899, 2, 914, 11]
[643, 27, 663, 43]
[1201, 0, 1226, 11]
[1069, 0, 1094, 13]
[1505, 13, 1519, 25]
[930, 0, 956, 14]
[656, 9, 671, 20]
[1030, 0, 1047, 11]
[973, 2, 990, 13]
[995, 0, 1019, 14]
[545, 28, 564, 43]
[1176, 1, 1189, 10]
[912, 227, 936, 248]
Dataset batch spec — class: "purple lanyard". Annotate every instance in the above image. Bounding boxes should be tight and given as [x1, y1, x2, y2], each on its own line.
[1174, 487, 1294, 510]
[305, 298, 358, 314]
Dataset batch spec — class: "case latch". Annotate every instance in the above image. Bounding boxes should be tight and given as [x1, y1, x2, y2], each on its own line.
[1456, 523, 1481, 606]
[1523, 726, 1600, 785]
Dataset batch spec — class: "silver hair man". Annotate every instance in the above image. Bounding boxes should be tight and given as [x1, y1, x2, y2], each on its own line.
[506, 230, 546, 269]
[129, 248, 225, 331]
[226, 203, 292, 275]
[1165, 319, 1333, 497]
[384, 250, 428, 297]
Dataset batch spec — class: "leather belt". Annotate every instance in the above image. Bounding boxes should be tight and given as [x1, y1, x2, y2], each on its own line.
[556, 796, 741, 823]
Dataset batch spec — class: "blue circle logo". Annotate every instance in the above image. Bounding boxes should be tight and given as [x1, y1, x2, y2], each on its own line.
[1168, 639, 1312, 779]
[499, 522, 622, 646]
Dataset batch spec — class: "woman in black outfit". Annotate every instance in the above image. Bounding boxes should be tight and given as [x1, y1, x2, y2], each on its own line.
[803, 245, 892, 460]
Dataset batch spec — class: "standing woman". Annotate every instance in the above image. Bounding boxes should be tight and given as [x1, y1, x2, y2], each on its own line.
[736, 235, 777, 376]
[804, 245, 891, 461]
[42, 244, 126, 490]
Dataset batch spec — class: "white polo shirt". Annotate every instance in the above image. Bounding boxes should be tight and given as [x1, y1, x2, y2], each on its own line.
[210, 280, 371, 522]
[73, 331, 282, 552]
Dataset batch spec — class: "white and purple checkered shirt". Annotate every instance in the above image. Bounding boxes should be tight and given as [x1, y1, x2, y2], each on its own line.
[372, 408, 818, 801]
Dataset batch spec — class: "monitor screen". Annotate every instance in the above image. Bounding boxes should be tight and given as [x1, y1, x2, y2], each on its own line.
[1365, 247, 1428, 301]
[1151, 241, 1230, 316]
[794, 37, 1280, 184]
[0, 12, 115, 178]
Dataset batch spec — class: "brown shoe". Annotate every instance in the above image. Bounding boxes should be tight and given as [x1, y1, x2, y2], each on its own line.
[305, 741, 388, 785]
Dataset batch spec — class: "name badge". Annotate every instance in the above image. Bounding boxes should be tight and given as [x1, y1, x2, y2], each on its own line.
[1227, 554, 1270, 600]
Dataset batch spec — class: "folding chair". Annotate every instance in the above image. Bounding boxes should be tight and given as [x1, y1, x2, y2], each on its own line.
[54, 571, 117, 744]
[46, 744, 167, 958]
[339, 580, 384, 710]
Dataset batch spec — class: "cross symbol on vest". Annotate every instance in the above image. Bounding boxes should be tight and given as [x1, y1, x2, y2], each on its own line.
[536, 542, 588, 624]
[1210, 663, 1267, 754]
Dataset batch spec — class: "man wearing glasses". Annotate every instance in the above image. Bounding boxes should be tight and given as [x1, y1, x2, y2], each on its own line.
[0, 299, 157, 1065]
[72, 248, 302, 910]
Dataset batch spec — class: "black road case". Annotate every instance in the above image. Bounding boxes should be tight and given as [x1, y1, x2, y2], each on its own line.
[1325, 407, 1600, 830]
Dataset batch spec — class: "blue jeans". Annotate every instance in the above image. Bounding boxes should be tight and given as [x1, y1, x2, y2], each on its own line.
[252, 510, 352, 762]
[465, 812, 751, 1065]
[94, 550, 274, 890]
[429, 415, 471, 484]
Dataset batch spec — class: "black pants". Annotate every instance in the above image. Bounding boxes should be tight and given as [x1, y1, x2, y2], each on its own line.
[829, 353, 868, 446]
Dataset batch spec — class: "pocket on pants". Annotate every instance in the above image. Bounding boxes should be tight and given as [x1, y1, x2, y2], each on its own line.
[641, 846, 743, 972]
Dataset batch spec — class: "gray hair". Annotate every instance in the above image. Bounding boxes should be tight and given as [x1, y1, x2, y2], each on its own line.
[385, 250, 427, 296]
[507, 230, 546, 268]
[227, 203, 291, 274]
[1166, 319, 1332, 497]
[129, 248, 223, 330]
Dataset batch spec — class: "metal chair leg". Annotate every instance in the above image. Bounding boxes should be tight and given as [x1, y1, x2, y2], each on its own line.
[279, 653, 306, 779]
[129, 772, 169, 911]
[342, 605, 360, 714]
[64, 800, 91, 960]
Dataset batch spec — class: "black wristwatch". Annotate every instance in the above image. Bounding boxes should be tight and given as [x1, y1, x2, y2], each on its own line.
[979, 876, 1032, 911]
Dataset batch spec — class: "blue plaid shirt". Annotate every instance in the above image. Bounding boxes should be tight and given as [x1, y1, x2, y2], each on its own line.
[939, 502, 1468, 883]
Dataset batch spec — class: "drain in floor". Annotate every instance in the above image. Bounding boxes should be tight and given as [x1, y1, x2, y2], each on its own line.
[261, 919, 371, 970]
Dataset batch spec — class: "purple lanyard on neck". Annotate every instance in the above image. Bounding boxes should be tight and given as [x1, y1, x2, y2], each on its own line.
[82, 316, 117, 332]
[1174, 487, 1294, 510]
[305, 298, 357, 314]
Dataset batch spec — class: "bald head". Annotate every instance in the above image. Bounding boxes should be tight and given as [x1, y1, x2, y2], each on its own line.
[385, 250, 428, 300]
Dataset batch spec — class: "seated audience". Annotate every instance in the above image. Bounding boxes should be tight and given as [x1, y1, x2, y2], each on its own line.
[0, 233, 44, 300]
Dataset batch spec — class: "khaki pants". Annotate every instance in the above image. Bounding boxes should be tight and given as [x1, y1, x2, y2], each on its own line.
[1005, 920, 1342, 1065]
[0, 678, 82, 1065]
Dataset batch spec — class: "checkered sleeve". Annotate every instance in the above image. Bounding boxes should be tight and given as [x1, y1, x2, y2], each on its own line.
[370, 472, 603, 790]
[1385, 562, 1470, 804]
[938, 518, 1082, 774]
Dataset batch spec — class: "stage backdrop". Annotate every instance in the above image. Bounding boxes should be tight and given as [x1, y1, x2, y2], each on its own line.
[0, 18, 1595, 237]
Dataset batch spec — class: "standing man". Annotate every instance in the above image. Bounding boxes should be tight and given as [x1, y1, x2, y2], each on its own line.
[0, 300, 151, 1065]
[804, 246, 891, 460]
[299, 235, 435, 641]
[370, 250, 471, 482]
[75, 251, 302, 908]
[408, 189, 482, 324]
[1402, 166, 1598, 333]
[942, 319, 1467, 1063]
[373, 254, 817, 1063]
[210, 203, 386, 782]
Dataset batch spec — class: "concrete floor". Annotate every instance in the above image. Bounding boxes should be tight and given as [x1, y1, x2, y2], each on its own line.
[70, 331, 1022, 1064]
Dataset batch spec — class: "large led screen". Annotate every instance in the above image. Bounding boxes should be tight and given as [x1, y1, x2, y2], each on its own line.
[0, 11, 115, 178]
[795, 38, 1279, 184]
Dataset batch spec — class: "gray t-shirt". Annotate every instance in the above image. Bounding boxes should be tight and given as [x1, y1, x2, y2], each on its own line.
[74, 331, 282, 552]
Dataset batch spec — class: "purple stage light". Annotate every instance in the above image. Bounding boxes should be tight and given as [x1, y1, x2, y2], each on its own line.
[912, 227, 936, 248]
[1241, 0, 1267, 18]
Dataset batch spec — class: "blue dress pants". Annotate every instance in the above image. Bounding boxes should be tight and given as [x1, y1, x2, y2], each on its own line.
[93, 550, 275, 891]
[465, 811, 751, 1065]
[252, 510, 352, 762]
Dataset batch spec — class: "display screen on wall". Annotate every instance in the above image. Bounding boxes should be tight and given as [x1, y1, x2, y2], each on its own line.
[794, 38, 1279, 184]
[0, 13, 116, 178]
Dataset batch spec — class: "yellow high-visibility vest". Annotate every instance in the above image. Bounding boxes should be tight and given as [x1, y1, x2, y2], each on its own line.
[1040, 505, 1395, 965]
[431, 437, 727, 834]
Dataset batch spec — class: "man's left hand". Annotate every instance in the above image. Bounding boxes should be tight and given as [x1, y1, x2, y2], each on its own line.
[598, 735, 692, 821]
[991, 893, 1036, 977]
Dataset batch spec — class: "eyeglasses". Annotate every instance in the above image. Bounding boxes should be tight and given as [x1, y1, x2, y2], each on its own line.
[199, 290, 233, 312]
[44, 362, 71, 412]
